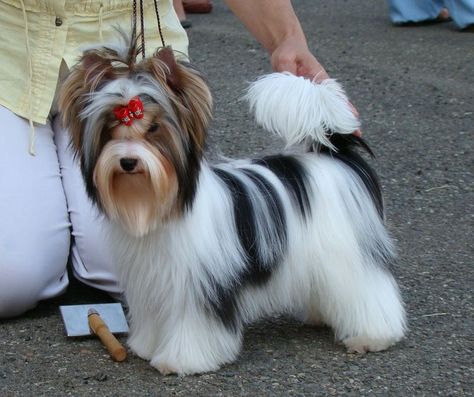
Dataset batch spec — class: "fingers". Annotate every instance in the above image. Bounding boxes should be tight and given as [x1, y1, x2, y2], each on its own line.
[270, 42, 362, 137]
[304, 60, 329, 82]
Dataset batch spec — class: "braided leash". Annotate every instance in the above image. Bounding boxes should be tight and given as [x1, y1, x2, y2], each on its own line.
[132, 0, 166, 59]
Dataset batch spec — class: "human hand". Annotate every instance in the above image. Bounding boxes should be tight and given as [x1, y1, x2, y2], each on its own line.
[271, 35, 361, 136]
[223, 0, 361, 135]
[270, 34, 329, 81]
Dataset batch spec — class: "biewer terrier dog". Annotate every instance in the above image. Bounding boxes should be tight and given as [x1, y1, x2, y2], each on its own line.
[59, 34, 406, 375]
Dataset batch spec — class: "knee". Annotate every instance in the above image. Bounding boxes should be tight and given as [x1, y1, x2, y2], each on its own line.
[0, 245, 69, 319]
[0, 269, 43, 318]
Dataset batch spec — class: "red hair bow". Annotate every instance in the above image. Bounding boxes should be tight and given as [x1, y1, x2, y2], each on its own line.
[113, 96, 144, 126]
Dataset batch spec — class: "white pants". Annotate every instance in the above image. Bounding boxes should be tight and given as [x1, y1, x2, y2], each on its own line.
[0, 105, 120, 318]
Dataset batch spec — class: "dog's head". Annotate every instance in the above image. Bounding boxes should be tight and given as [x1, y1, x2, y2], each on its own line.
[59, 35, 212, 237]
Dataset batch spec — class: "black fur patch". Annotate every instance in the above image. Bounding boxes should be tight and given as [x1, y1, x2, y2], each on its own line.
[254, 155, 312, 218]
[80, 117, 113, 211]
[176, 140, 202, 212]
[207, 167, 288, 330]
[320, 134, 384, 218]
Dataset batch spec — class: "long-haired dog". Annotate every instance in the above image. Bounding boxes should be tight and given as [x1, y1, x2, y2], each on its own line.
[59, 35, 406, 375]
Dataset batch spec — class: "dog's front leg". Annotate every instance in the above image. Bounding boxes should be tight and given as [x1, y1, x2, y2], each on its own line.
[149, 308, 243, 375]
[127, 307, 162, 361]
[128, 325, 159, 361]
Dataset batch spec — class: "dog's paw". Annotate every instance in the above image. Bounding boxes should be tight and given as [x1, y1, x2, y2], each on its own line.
[150, 357, 194, 376]
[155, 362, 179, 376]
[343, 336, 397, 354]
[150, 354, 222, 375]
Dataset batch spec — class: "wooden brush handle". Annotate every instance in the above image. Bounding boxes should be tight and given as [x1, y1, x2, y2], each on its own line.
[88, 312, 127, 362]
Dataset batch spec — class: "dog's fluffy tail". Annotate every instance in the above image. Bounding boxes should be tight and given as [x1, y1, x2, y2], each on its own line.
[245, 73, 360, 150]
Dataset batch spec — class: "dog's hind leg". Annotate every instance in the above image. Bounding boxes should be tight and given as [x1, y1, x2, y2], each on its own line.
[309, 218, 406, 353]
[312, 251, 406, 353]
[306, 168, 406, 353]
[340, 268, 405, 353]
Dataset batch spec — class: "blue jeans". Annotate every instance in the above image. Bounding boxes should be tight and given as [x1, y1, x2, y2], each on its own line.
[388, 0, 474, 29]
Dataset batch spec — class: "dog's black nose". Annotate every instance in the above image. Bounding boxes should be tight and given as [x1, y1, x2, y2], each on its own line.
[120, 158, 138, 172]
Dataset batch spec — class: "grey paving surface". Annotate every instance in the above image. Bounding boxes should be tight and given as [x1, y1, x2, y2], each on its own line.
[1, 0, 473, 395]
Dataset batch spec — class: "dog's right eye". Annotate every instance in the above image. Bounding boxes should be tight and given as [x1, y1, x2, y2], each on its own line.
[148, 123, 160, 134]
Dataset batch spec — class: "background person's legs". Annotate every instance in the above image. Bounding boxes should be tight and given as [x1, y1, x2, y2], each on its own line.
[443, 0, 474, 29]
[0, 106, 70, 318]
[388, 0, 445, 24]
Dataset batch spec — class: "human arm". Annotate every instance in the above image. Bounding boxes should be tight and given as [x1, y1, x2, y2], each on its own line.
[224, 0, 361, 135]
[223, 0, 329, 80]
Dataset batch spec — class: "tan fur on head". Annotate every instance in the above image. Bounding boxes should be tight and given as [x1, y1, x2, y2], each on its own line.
[58, 50, 126, 151]
[93, 139, 178, 236]
[59, 39, 212, 153]
[141, 47, 213, 152]
[58, 32, 213, 234]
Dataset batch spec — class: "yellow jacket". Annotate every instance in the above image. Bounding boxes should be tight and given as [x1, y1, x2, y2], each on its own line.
[0, 0, 188, 125]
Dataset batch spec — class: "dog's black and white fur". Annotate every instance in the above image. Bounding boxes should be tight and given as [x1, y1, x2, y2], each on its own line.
[59, 35, 406, 375]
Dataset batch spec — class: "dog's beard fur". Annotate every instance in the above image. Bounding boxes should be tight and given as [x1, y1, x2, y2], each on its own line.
[93, 138, 178, 236]
[59, 33, 406, 375]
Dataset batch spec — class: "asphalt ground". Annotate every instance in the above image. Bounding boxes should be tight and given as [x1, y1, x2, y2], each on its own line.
[1, 0, 473, 395]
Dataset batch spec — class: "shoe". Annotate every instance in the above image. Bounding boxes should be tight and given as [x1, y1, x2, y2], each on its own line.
[183, 0, 213, 14]
[173, 0, 193, 28]
[180, 19, 192, 29]
[460, 24, 474, 32]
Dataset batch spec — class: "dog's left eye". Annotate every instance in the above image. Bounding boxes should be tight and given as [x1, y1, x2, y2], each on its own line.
[148, 123, 160, 133]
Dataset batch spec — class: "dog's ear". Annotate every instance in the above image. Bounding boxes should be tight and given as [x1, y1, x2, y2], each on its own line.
[154, 46, 183, 92]
[150, 47, 213, 146]
[58, 51, 115, 152]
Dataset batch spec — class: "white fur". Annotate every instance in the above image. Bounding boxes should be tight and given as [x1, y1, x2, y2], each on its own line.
[113, 166, 245, 374]
[92, 72, 405, 375]
[110, 156, 406, 375]
[245, 73, 360, 150]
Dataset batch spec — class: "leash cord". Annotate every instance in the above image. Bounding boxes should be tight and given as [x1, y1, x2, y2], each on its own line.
[132, 0, 166, 59]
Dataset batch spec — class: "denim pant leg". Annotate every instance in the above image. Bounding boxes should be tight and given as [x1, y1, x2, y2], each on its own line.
[388, 0, 445, 23]
[443, 0, 474, 28]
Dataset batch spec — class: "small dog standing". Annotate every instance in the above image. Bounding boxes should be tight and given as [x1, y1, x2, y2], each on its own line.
[59, 34, 406, 375]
